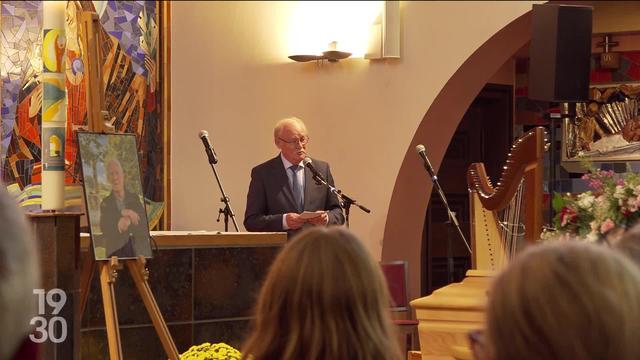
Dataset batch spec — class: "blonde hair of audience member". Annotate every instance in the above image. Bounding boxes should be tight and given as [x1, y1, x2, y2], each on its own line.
[616, 223, 640, 266]
[483, 241, 640, 360]
[0, 186, 40, 359]
[242, 227, 401, 360]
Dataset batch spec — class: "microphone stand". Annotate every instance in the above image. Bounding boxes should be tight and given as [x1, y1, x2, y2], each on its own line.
[310, 174, 370, 228]
[420, 160, 472, 283]
[208, 161, 239, 232]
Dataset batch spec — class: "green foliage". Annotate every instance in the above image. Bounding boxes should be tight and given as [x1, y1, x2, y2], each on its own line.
[78, 134, 144, 197]
[552, 192, 566, 213]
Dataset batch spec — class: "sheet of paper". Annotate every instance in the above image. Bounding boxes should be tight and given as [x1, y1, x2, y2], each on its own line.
[300, 211, 322, 219]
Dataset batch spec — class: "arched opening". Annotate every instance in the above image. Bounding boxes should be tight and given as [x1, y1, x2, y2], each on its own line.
[382, 11, 534, 301]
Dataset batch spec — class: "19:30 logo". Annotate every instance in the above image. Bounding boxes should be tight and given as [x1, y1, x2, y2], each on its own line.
[29, 289, 68, 343]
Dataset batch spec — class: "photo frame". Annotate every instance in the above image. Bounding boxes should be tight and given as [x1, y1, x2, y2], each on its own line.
[78, 132, 152, 260]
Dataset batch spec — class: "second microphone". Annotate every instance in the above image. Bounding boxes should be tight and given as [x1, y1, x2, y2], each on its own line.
[199, 130, 218, 164]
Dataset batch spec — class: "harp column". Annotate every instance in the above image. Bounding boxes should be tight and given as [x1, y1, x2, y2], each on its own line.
[41, 1, 67, 210]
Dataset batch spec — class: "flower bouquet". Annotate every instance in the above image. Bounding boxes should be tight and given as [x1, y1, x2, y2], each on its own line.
[180, 342, 242, 360]
[546, 165, 640, 242]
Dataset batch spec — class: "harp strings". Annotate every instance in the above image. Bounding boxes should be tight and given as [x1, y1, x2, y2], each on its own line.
[497, 179, 525, 267]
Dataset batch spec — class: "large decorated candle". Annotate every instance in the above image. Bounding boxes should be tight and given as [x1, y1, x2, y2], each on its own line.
[41, 0, 67, 210]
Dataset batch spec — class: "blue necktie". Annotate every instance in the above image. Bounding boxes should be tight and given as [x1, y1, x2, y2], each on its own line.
[289, 165, 304, 212]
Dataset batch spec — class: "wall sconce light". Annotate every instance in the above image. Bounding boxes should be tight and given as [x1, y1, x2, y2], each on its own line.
[597, 34, 620, 70]
[289, 41, 352, 63]
[365, 1, 400, 60]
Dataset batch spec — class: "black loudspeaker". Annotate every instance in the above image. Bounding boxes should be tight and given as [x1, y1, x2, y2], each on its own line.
[529, 4, 592, 102]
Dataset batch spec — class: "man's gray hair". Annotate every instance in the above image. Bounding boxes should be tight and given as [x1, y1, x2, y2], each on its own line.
[0, 186, 39, 359]
[273, 117, 308, 139]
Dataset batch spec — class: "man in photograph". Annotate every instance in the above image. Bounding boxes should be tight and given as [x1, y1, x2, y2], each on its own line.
[100, 158, 149, 258]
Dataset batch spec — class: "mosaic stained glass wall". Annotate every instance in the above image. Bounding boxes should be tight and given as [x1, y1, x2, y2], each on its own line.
[0, 1, 165, 227]
[0, 1, 43, 195]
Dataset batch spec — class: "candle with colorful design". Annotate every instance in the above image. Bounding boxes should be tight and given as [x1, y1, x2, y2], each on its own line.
[41, 1, 67, 210]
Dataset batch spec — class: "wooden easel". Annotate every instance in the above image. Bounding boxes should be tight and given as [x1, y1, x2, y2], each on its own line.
[76, 7, 178, 360]
[87, 256, 179, 359]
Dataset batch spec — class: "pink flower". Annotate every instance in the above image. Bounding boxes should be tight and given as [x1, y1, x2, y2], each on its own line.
[560, 207, 577, 227]
[600, 219, 615, 233]
[588, 179, 603, 192]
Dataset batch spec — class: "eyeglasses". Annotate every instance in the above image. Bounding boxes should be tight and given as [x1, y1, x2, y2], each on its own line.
[278, 136, 309, 146]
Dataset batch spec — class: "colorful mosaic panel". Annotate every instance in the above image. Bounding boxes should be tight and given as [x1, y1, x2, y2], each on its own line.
[0, 1, 42, 187]
[0, 1, 165, 225]
[65, 1, 163, 205]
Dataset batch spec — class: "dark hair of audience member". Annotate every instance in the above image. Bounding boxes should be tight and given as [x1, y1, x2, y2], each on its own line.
[242, 227, 401, 360]
[484, 241, 640, 360]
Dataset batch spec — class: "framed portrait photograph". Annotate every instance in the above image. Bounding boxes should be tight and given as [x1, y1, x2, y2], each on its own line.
[78, 132, 152, 260]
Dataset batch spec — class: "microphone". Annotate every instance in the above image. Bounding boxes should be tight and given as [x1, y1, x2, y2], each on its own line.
[415, 144, 437, 179]
[303, 157, 326, 182]
[199, 130, 218, 165]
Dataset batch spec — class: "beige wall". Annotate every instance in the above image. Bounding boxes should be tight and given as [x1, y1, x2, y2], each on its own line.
[170, 1, 535, 260]
[592, 1, 640, 34]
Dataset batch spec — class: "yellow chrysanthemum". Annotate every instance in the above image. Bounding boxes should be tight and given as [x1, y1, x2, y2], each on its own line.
[180, 342, 242, 360]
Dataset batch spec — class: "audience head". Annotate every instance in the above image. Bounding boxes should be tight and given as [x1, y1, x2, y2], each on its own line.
[482, 241, 640, 360]
[615, 223, 640, 267]
[242, 227, 401, 360]
[273, 117, 309, 164]
[0, 186, 40, 359]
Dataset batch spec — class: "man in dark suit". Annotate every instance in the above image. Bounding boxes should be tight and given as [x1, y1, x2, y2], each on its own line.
[244, 117, 345, 237]
[99, 158, 150, 258]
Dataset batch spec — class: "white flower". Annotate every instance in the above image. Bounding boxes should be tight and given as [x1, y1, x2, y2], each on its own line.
[576, 192, 595, 209]
[614, 185, 626, 199]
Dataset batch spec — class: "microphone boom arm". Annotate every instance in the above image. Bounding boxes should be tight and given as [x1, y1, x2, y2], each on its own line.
[309, 172, 370, 228]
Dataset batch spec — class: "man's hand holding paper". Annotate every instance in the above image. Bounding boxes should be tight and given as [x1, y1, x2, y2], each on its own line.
[301, 211, 329, 225]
